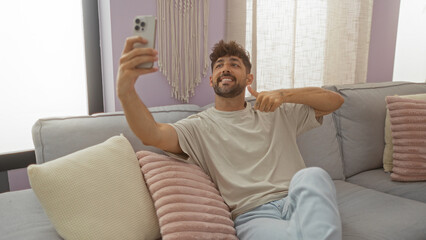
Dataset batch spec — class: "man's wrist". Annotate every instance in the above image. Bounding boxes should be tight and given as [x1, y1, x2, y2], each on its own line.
[278, 89, 291, 103]
[118, 88, 138, 103]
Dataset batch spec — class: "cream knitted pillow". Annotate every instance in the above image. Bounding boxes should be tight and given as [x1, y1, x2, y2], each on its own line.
[28, 135, 160, 240]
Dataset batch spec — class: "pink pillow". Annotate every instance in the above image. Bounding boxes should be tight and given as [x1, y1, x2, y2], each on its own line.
[386, 96, 426, 182]
[137, 151, 238, 240]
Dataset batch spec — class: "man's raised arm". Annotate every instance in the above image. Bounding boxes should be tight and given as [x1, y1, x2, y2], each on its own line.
[247, 86, 344, 117]
[116, 36, 183, 154]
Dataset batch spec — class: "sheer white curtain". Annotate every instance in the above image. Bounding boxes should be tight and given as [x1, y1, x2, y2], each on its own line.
[226, 0, 373, 91]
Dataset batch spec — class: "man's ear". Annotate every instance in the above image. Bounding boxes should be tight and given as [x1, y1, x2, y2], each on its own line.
[209, 76, 213, 87]
[246, 74, 254, 85]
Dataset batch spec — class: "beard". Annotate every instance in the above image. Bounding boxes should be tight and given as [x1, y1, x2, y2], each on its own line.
[213, 74, 245, 98]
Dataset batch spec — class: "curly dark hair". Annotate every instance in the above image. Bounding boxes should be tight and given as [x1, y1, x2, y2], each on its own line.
[210, 40, 252, 74]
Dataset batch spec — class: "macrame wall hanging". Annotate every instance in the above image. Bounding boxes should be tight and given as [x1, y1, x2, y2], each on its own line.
[156, 0, 210, 103]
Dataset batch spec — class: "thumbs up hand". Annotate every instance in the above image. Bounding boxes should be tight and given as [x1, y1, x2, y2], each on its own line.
[247, 85, 285, 112]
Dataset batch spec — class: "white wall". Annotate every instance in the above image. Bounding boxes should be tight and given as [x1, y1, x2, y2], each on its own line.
[393, 0, 426, 83]
[98, 0, 116, 112]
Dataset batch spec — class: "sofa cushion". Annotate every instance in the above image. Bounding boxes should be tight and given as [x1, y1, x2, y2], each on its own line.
[138, 151, 238, 240]
[325, 82, 426, 178]
[0, 189, 62, 240]
[32, 105, 201, 164]
[27, 135, 161, 240]
[335, 180, 426, 240]
[383, 93, 426, 172]
[297, 114, 344, 180]
[346, 169, 426, 203]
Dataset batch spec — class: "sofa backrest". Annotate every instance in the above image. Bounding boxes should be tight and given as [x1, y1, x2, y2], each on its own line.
[40, 81, 426, 181]
[325, 81, 426, 178]
[32, 95, 347, 180]
[297, 114, 344, 180]
[32, 104, 201, 164]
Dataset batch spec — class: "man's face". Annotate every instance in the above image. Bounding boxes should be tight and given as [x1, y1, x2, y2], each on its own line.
[210, 56, 252, 98]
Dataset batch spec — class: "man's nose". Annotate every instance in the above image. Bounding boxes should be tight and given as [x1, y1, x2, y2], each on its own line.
[222, 69, 231, 74]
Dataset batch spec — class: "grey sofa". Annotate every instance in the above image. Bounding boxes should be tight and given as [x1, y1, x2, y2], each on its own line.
[1, 81, 426, 240]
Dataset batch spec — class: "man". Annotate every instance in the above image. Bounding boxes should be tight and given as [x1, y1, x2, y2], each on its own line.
[117, 36, 344, 239]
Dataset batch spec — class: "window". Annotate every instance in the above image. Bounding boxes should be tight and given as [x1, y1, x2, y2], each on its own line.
[393, 0, 426, 83]
[0, 1, 88, 153]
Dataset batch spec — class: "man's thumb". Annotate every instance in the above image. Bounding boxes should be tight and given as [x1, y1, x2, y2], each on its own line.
[247, 85, 258, 97]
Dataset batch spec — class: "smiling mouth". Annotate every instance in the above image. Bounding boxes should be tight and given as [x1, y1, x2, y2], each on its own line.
[218, 74, 236, 84]
[221, 78, 234, 84]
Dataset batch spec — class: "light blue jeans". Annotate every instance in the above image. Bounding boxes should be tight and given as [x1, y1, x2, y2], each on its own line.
[234, 167, 342, 240]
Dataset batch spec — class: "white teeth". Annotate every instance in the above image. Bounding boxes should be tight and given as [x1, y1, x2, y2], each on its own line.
[222, 79, 232, 83]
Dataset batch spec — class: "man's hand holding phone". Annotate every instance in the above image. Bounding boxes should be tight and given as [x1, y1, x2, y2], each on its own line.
[117, 15, 158, 100]
[116, 36, 158, 99]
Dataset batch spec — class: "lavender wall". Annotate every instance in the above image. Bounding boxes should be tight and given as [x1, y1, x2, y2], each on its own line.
[109, 0, 225, 110]
[108, 0, 400, 106]
[366, 0, 401, 83]
[8, 168, 30, 191]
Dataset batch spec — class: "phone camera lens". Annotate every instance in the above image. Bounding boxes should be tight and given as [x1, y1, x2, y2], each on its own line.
[135, 18, 140, 24]
[140, 22, 146, 27]
[134, 25, 140, 31]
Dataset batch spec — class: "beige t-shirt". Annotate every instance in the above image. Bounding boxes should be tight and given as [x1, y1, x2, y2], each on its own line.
[167, 102, 321, 219]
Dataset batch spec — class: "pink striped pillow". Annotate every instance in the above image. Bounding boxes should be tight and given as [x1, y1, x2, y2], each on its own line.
[383, 94, 426, 172]
[137, 151, 238, 240]
[386, 96, 426, 182]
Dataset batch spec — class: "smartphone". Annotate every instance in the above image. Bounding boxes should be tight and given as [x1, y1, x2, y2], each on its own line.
[133, 15, 157, 69]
